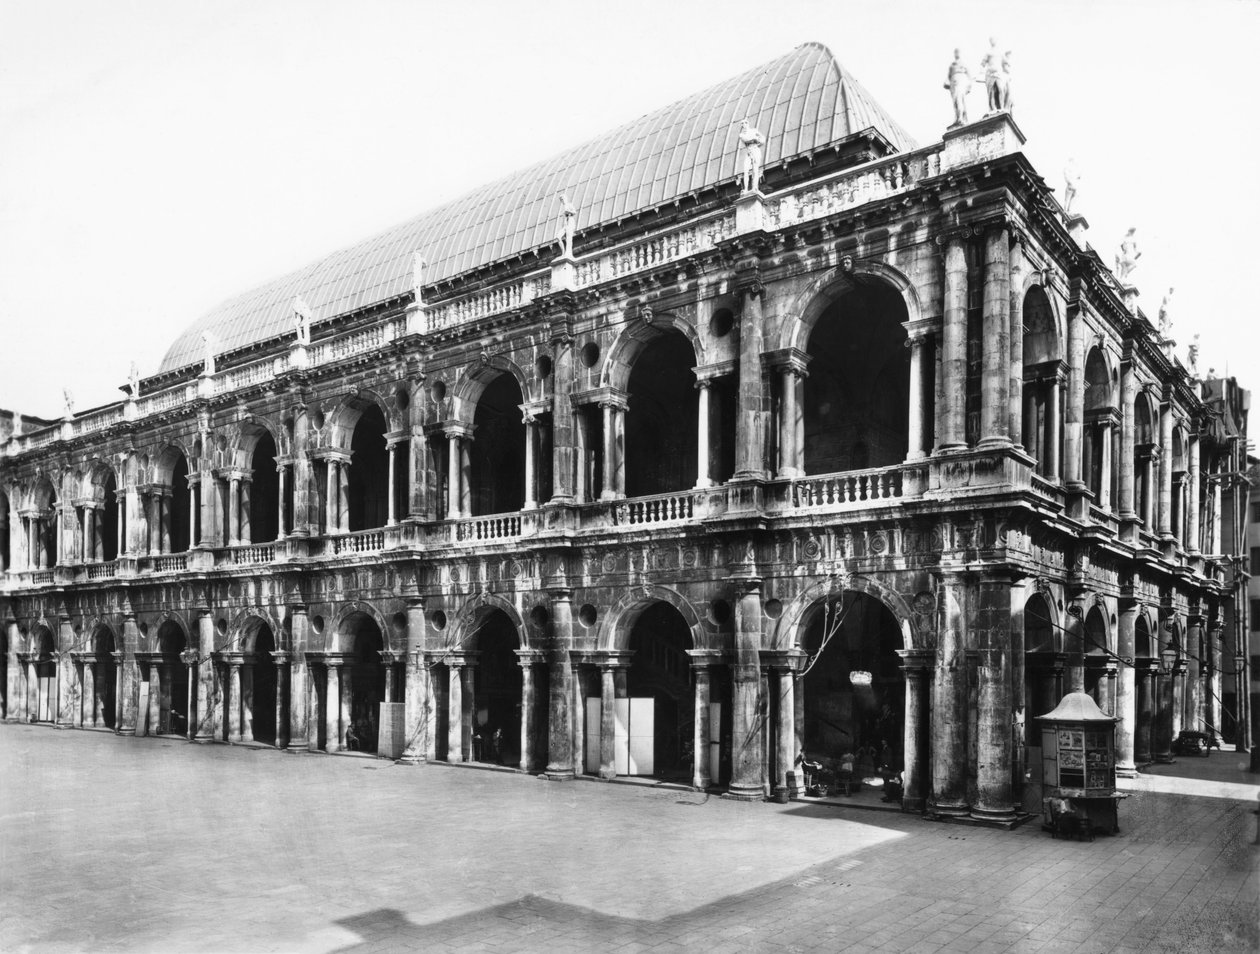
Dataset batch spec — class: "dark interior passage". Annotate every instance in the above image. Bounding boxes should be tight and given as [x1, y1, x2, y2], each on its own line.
[626, 334, 698, 496]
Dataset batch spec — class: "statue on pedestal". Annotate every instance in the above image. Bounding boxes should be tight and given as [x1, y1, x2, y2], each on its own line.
[412, 251, 427, 304]
[293, 296, 313, 346]
[201, 331, 217, 376]
[128, 362, 141, 400]
[1187, 333, 1200, 377]
[62, 388, 75, 418]
[1158, 287, 1175, 338]
[555, 194, 577, 259]
[738, 119, 765, 192]
[1063, 159, 1081, 214]
[1115, 228, 1141, 282]
[944, 49, 974, 128]
[979, 38, 1012, 114]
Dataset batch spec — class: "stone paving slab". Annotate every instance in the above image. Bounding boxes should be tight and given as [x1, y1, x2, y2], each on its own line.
[1, 724, 1257, 953]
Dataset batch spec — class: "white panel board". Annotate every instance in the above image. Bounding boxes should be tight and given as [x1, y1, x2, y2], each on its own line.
[709, 701, 722, 783]
[628, 697, 654, 776]
[585, 698, 602, 774]
[136, 682, 151, 737]
[613, 698, 630, 776]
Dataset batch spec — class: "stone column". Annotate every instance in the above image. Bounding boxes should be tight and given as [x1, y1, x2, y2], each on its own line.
[241, 660, 256, 743]
[339, 664, 354, 750]
[979, 224, 1011, 446]
[272, 652, 289, 748]
[324, 661, 340, 753]
[612, 406, 626, 497]
[81, 508, 91, 562]
[598, 664, 617, 779]
[81, 658, 96, 727]
[899, 649, 933, 812]
[447, 662, 464, 761]
[276, 466, 288, 541]
[518, 656, 537, 772]
[775, 666, 795, 796]
[228, 477, 241, 546]
[733, 280, 767, 480]
[401, 597, 428, 763]
[545, 591, 575, 781]
[188, 480, 198, 546]
[386, 443, 398, 525]
[940, 237, 968, 449]
[696, 380, 713, 487]
[728, 580, 765, 799]
[1186, 433, 1201, 554]
[1097, 419, 1114, 509]
[1154, 658, 1174, 763]
[445, 436, 460, 519]
[523, 418, 537, 509]
[148, 661, 162, 736]
[972, 578, 1015, 821]
[192, 610, 215, 741]
[1046, 376, 1062, 480]
[906, 333, 930, 460]
[692, 663, 713, 790]
[1135, 661, 1155, 764]
[1115, 607, 1138, 776]
[460, 664, 475, 761]
[930, 575, 968, 815]
[1158, 400, 1173, 539]
[338, 463, 351, 533]
[1172, 658, 1187, 741]
[326, 459, 339, 532]
[159, 491, 173, 553]
[1008, 236, 1025, 447]
[1186, 618, 1204, 732]
[1064, 303, 1085, 489]
[599, 404, 617, 500]
[227, 662, 242, 741]
[549, 335, 576, 503]
[116, 496, 126, 556]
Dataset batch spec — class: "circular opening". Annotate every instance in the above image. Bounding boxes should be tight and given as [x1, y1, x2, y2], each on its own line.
[536, 354, 553, 379]
[392, 612, 407, 634]
[311, 615, 325, 635]
[580, 342, 600, 368]
[578, 603, 598, 628]
[764, 598, 783, 620]
[311, 409, 325, 430]
[709, 599, 732, 625]
[395, 387, 410, 411]
[530, 605, 551, 628]
[215, 618, 227, 636]
[138, 622, 150, 637]
[430, 610, 447, 631]
[429, 380, 447, 403]
[710, 308, 734, 338]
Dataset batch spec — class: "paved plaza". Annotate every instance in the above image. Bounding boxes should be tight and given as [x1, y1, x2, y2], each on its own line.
[1, 725, 1256, 954]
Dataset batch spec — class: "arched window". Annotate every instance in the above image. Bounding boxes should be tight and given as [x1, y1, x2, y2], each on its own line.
[625, 334, 699, 496]
[247, 430, 279, 543]
[1133, 395, 1157, 529]
[348, 406, 389, 531]
[1022, 287, 1063, 478]
[803, 282, 909, 475]
[470, 374, 526, 516]
[1083, 347, 1117, 507]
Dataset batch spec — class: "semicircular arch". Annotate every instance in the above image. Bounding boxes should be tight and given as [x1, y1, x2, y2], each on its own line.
[601, 312, 704, 392]
[773, 575, 918, 650]
[780, 260, 922, 353]
[597, 584, 707, 651]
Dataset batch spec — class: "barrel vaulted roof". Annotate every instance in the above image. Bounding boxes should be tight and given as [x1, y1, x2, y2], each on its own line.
[158, 42, 915, 373]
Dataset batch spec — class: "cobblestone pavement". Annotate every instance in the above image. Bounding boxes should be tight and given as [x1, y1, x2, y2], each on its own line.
[1, 725, 1256, 954]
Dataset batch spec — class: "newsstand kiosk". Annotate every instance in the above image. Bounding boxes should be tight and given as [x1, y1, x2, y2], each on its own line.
[1037, 691, 1123, 836]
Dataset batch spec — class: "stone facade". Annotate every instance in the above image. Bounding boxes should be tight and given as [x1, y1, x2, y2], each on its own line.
[0, 53, 1244, 823]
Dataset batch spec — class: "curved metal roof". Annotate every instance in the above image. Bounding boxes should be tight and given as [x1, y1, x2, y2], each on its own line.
[159, 42, 915, 373]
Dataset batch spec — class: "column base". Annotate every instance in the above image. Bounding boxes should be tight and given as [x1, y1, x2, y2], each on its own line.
[721, 785, 765, 802]
[597, 769, 616, 780]
[969, 805, 1017, 823]
[544, 769, 576, 781]
[1115, 764, 1139, 778]
[399, 753, 428, 765]
[975, 436, 1013, 450]
[1153, 754, 1174, 764]
[927, 799, 970, 817]
[902, 796, 926, 813]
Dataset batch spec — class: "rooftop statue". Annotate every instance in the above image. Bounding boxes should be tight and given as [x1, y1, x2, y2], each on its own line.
[62, 388, 75, 418]
[1158, 287, 1175, 337]
[944, 49, 974, 128]
[293, 296, 313, 346]
[201, 331, 217, 375]
[738, 119, 765, 192]
[1063, 159, 1081, 214]
[128, 361, 141, 400]
[555, 194, 577, 259]
[979, 38, 1012, 114]
[1115, 227, 1141, 282]
[412, 251, 427, 304]
[1187, 333, 1200, 377]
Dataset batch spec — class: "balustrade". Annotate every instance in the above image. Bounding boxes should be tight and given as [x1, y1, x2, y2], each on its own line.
[454, 514, 521, 542]
[789, 466, 903, 509]
[85, 561, 117, 580]
[767, 147, 942, 230]
[228, 544, 275, 566]
[613, 491, 697, 526]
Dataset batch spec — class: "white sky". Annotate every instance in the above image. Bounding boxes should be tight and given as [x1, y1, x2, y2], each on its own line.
[1, 0, 1257, 434]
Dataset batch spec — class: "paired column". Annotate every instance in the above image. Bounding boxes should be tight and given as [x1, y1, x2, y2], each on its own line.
[732, 280, 767, 480]
[1157, 400, 1174, 539]
[1064, 302, 1085, 489]
[276, 466, 288, 540]
[549, 334, 577, 504]
[598, 401, 626, 500]
[727, 580, 765, 799]
[516, 651, 543, 772]
[1046, 374, 1063, 480]
[1097, 418, 1115, 509]
[228, 476, 242, 546]
[940, 236, 968, 449]
[972, 579, 1016, 821]
[228, 661, 243, 742]
[905, 332, 931, 460]
[401, 598, 429, 763]
[696, 380, 713, 487]
[1007, 235, 1025, 446]
[689, 656, 717, 790]
[597, 663, 620, 779]
[273, 651, 290, 748]
[1114, 606, 1138, 776]
[522, 416, 537, 509]
[930, 574, 968, 815]
[1185, 433, 1201, 553]
[446, 658, 465, 761]
[386, 442, 398, 525]
[979, 224, 1011, 447]
[194, 610, 217, 741]
[324, 660, 341, 753]
[899, 649, 934, 812]
[545, 591, 575, 781]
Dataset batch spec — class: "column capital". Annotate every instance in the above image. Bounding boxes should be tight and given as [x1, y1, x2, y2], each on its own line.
[761, 348, 811, 376]
[686, 649, 730, 669]
[591, 650, 634, 671]
[897, 648, 936, 671]
[693, 359, 737, 384]
[758, 648, 806, 671]
[514, 648, 545, 667]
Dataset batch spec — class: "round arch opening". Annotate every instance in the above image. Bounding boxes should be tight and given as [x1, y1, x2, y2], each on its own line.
[471, 375, 527, 516]
[622, 601, 695, 780]
[349, 406, 389, 531]
[153, 621, 189, 736]
[339, 611, 388, 753]
[625, 334, 699, 496]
